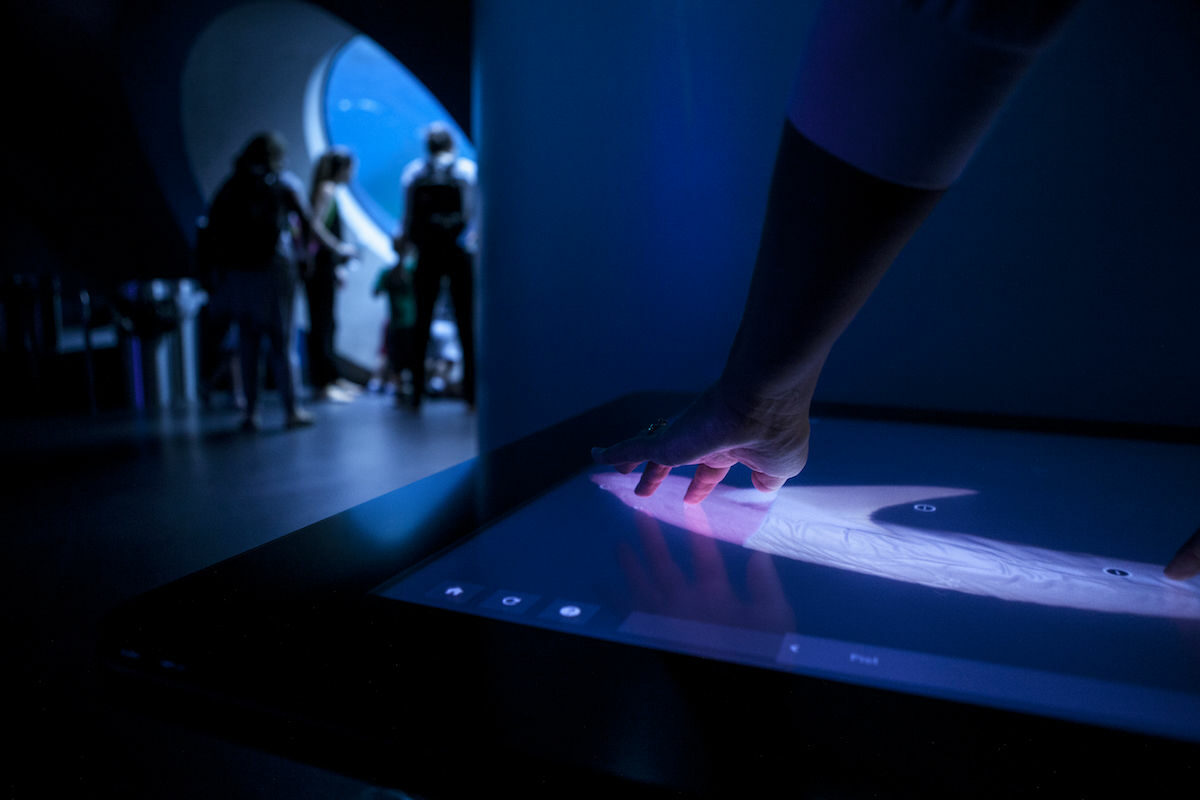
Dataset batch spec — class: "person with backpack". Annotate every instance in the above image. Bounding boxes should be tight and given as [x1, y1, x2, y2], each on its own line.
[393, 122, 477, 411]
[204, 132, 353, 431]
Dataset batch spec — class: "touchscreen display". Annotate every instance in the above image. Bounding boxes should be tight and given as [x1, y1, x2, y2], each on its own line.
[373, 419, 1200, 743]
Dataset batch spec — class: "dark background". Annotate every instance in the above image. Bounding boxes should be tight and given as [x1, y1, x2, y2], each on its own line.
[4, 0, 471, 286]
[472, 0, 1200, 446]
[4, 0, 1199, 433]
[3, 1, 1199, 796]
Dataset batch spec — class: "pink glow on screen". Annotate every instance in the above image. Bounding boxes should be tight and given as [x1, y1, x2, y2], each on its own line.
[591, 472, 1200, 620]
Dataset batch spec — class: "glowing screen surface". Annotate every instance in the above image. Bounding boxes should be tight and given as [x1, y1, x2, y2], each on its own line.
[373, 419, 1200, 742]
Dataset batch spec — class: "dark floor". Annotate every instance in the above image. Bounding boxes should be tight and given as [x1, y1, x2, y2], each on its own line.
[4, 392, 477, 799]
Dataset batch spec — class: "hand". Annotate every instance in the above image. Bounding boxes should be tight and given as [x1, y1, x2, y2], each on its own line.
[592, 383, 812, 504]
[1165, 527, 1200, 580]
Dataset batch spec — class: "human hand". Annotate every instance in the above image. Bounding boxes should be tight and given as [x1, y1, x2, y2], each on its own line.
[592, 383, 812, 504]
[1164, 527, 1200, 580]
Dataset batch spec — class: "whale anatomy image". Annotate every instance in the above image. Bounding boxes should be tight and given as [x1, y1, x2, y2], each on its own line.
[591, 472, 1200, 620]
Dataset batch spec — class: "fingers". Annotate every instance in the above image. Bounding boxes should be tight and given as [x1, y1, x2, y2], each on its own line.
[635, 462, 672, 496]
[593, 409, 715, 472]
[751, 471, 787, 493]
[684, 464, 732, 504]
[594, 419, 681, 497]
[593, 429, 672, 470]
[1164, 527, 1200, 580]
[590, 447, 639, 474]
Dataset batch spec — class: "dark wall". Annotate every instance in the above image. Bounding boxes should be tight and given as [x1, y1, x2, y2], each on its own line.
[7, 0, 472, 288]
[821, 0, 1200, 428]
[475, 0, 1200, 449]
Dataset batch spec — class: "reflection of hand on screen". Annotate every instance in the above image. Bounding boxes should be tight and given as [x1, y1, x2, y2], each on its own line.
[618, 509, 796, 633]
[595, 472, 1200, 619]
[1165, 527, 1200, 580]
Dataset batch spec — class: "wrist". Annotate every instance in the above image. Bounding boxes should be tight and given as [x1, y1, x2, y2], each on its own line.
[712, 364, 819, 437]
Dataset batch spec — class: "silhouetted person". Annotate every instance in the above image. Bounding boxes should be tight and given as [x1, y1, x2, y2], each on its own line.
[195, 210, 246, 410]
[205, 132, 350, 431]
[394, 122, 477, 411]
[373, 255, 417, 404]
[305, 147, 360, 403]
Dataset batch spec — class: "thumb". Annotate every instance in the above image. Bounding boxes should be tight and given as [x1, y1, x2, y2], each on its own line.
[1164, 527, 1200, 580]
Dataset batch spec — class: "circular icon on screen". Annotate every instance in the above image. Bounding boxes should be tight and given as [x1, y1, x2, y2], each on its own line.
[913, 504, 937, 513]
[558, 605, 582, 618]
[501, 595, 523, 607]
[1105, 568, 1131, 577]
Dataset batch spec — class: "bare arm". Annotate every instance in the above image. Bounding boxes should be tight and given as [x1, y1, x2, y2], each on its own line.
[594, 124, 942, 501]
[1165, 529, 1200, 580]
[592, 2, 1200, 582]
[394, 166, 419, 252]
[283, 182, 348, 253]
[595, 0, 1078, 502]
[309, 182, 339, 248]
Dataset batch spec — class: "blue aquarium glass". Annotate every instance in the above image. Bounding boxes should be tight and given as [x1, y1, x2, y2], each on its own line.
[324, 35, 476, 234]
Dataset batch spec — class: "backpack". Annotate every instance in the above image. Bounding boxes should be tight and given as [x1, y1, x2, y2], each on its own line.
[407, 159, 465, 249]
[204, 169, 286, 269]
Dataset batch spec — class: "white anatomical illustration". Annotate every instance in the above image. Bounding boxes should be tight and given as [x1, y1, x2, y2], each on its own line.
[592, 472, 1200, 620]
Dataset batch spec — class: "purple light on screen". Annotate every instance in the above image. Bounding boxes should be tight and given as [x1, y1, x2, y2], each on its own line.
[592, 472, 1200, 620]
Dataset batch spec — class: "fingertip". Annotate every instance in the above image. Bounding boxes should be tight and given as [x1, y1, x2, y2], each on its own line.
[590, 446, 605, 463]
[1164, 554, 1200, 580]
[616, 462, 638, 474]
[683, 485, 713, 504]
[1164, 529, 1200, 580]
[635, 463, 671, 496]
[751, 472, 786, 493]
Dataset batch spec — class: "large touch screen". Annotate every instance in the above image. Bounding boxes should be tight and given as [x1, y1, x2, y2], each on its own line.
[373, 419, 1200, 742]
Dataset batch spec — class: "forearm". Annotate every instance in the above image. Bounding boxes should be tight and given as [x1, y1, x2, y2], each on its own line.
[719, 123, 943, 418]
[310, 220, 342, 251]
[309, 190, 343, 250]
[287, 190, 342, 251]
[721, 0, 1078, 420]
[397, 182, 416, 243]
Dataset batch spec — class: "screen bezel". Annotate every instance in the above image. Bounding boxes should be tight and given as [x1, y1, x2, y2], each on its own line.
[100, 392, 1200, 797]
